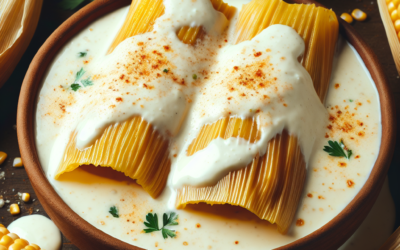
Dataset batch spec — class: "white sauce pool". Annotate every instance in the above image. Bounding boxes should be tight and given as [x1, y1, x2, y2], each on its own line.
[7, 215, 61, 250]
[34, 1, 382, 249]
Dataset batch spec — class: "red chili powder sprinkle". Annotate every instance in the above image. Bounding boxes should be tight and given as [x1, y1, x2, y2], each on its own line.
[347, 180, 355, 187]
[235, 241, 239, 245]
[196, 223, 201, 228]
[296, 219, 305, 226]
[307, 193, 313, 198]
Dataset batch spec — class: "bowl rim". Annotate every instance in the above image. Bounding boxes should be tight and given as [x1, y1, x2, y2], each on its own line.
[17, 0, 396, 249]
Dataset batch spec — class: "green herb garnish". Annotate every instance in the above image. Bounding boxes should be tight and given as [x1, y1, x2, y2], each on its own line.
[323, 140, 352, 159]
[70, 68, 94, 91]
[59, 0, 93, 10]
[192, 74, 197, 80]
[78, 51, 87, 57]
[144, 212, 178, 239]
[70, 83, 81, 91]
[163, 69, 169, 73]
[109, 206, 119, 218]
[349, 99, 354, 102]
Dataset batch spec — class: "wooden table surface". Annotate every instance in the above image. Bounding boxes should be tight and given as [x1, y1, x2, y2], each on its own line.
[0, 0, 399, 249]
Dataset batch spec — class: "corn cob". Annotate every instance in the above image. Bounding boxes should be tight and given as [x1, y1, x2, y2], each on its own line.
[176, 0, 338, 234]
[0, 224, 41, 250]
[57, 0, 236, 198]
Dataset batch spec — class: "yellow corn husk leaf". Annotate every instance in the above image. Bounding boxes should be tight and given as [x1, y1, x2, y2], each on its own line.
[176, 0, 338, 234]
[108, 0, 236, 53]
[0, 0, 43, 88]
[56, 117, 170, 198]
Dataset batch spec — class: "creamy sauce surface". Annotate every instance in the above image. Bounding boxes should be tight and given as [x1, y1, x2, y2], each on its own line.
[35, 1, 382, 249]
[7, 215, 61, 250]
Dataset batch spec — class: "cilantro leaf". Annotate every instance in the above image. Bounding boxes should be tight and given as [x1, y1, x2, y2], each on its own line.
[192, 74, 197, 80]
[144, 213, 159, 231]
[161, 228, 176, 239]
[109, 206, 119, 218]
[163, 69, 169, 73]
[323, 140, 352, 159]
[81, 76, 93, 87]
[78, 51, 87, 57]
[70, 83, 81, 91]
[75, 68, 85, 81]
[144, 212, 178, 239]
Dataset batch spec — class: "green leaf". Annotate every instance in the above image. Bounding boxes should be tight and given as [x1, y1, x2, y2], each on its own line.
[163, 212, 178, 226]
[75, 68, 85, 81]
[58, 0, 86, 10]
[81, 76, 93, 87]
[192, 74, 197, 80]
[145, 213, 159, 231]
[109, 206, 119, 218]
[163, 69, 169, 73]
[78, 52, 87, 57]
[70, 83, 81, 91]
[144, 212, 178, 239]
[323, 140, 352, 159]
[347, 149, 353, 159]
[161, 228, 176, 239]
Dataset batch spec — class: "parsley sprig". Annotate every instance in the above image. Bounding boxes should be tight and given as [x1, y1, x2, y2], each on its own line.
[144, 212, 178, 239]
[78, 51, 87, 57]
[109, 206, 119, 218]
[70, 68, 94, 91]
[323, 140, 352, 159]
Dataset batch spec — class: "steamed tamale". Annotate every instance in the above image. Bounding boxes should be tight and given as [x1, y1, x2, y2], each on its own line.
[176, 0, 338, 234]
[56, 0, 236, 199]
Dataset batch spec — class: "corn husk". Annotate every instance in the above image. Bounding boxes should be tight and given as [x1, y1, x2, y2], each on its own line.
[378, 0, 400, 75]
[0, 0, 43, 88]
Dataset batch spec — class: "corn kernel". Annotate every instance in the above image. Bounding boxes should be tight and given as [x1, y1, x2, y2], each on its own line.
[0, 244, 6, 250]
[27, 244, 40, 250]
[0, 227, 8, 236]
[392, 10, 399, 21]
[351, 9, 367, 21]
[0, 152, 6, 165]
[395, 19, 400, 32]
[7, 233, 19, 241]
[394, 0, 400, 6]
[340, 13, 353, 23]
[9, 204, 20, 215]
[21, 193, 30, 203]
[389, 1, 396, 13]
[387, 0, 392, 3]
[12, 158, 23, 168]
[9, 238, 28, 250]
[0, 235, 14, 248]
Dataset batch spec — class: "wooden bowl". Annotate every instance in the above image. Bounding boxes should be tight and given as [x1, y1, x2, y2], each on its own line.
[16, 0, 396, 249]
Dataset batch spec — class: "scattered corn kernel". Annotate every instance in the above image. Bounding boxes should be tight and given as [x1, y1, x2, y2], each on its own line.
[21, 193, 30, 203]
[352, 9, 367, 21]
[340, 13, 353, 23]
[0, 152, 6, 165]
[9, 204, 20, 215]
[0, 199, 4, 208]
[392, 9, 399, 21]
[13, 157, 23, 167]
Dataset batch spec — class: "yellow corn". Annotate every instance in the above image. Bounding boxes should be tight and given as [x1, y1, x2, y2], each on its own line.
[12, 157, 23, 167]
[176, 0, 338, 234]
[387, 0, 400, 41]
[58, 0, 236, 199]
[0, 152, 6, 165]
[0, 225, 41, 250]
[9, 204, 20, 215]
[0, 0, 43, 88]
[20, 193, 30, 203]
[341, 13, 353, 23]
[352, 9, 367, 21]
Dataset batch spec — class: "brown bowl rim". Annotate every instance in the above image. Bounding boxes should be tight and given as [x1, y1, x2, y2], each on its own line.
[17, 0, 396, 249]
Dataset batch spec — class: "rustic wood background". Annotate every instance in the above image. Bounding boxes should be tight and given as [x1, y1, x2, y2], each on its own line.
[0, 0, 399, 249]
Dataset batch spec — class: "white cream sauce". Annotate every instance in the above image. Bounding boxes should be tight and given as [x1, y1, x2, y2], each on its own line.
[34, 1, 382, 249]
[7, 215, 61, 250]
